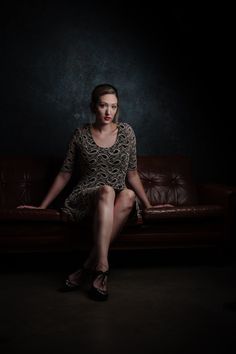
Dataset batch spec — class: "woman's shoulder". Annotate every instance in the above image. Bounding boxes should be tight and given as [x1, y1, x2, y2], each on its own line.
[119, 122, 134, 131]
[68, 125, 89, 145]
[72, 124, 89, 136]
[119, 122, 136, 135]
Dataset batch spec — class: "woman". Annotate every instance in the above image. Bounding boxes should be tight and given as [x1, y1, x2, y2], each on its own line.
[18, 83, 172, 301]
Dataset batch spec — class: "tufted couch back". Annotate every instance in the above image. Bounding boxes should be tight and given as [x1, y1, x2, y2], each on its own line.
[137, 156, 198, 206]
[0, 156, 60, 208]
[0, 155, 197, 209]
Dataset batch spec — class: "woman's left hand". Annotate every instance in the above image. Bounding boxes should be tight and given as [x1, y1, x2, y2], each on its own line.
[146, 204, 174, 209]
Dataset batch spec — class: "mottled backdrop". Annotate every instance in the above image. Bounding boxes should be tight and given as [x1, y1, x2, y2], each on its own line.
[0, 1, 233, 183]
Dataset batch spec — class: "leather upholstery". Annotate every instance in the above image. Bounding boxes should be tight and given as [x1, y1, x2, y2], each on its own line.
[0, 156, 58, 208]
[143, 205, 223, 222]
[137, 156, 198, 206]
[0, 155, 234, 251]
[0, 208, 60, 221]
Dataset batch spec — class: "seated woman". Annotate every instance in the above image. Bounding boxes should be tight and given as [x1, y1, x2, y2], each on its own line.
[18, 83, 172, 301]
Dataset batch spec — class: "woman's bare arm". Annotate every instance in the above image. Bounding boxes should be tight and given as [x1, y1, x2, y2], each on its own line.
[17, 171, 72, 209]
[127, 169, 173, 209]
[127, 169, 151, 209]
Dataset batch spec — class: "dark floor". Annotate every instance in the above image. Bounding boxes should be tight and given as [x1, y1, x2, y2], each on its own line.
[0, 248, 236, 354]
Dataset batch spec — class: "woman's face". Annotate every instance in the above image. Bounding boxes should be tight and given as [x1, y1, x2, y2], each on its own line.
[94, 94, 118, 125]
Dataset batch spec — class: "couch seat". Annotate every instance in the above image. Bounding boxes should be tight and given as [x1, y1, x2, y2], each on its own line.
[143, 205, 224, 222]
[0, 208, 61, 221]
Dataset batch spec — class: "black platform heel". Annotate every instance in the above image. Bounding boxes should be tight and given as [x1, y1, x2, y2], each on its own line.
[89, 270, 109, 301]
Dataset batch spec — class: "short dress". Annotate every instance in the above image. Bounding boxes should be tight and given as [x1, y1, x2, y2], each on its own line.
[60, 122, 138, 222]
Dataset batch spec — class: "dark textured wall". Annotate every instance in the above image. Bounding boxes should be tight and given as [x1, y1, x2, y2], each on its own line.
[0, 2, 234, 183]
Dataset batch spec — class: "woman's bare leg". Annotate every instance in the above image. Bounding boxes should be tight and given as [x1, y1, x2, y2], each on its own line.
[87, 187, 136, 297]
[90, 185, 116, 271]
[68, 187, 135, 285]
[110, 188, 136, 243]
[68, 185, 114, 284]
[84, 188, 136, 270]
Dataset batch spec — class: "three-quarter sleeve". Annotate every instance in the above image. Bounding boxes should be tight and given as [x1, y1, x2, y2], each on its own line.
[127, 125, 137, 170]
[60, 129, 79, 173]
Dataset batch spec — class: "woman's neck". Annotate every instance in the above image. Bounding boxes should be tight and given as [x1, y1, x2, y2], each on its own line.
[92, 121, 117, 133]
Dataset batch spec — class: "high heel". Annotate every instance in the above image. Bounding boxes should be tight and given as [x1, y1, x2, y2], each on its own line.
[59, 267, 91, 292]
[89, 270, 109, 301]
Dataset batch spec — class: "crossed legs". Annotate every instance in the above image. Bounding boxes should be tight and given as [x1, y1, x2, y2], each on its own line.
[68, 185, 135, 284]
[84, 185, 136, 271]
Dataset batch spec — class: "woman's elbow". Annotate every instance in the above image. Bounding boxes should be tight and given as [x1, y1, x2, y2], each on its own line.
[127, 169, 139, 182]
[59, 171, 72, 183]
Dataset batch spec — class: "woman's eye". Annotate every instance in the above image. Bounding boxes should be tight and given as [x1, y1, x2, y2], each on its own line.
[99, 104, 117, 109]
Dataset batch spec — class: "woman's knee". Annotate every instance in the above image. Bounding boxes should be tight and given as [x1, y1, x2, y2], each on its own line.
[118, 189, 136, 210]
[97, 185, 116, 202]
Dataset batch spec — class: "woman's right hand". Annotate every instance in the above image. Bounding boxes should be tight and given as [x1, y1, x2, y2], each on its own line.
[17, 205, 45, 209]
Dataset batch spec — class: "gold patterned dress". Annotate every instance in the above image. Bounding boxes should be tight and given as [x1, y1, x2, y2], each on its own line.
[60, 122, 137, 222]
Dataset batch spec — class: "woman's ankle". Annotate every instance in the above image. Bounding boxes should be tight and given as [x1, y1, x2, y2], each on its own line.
[95, 262, 109, 272]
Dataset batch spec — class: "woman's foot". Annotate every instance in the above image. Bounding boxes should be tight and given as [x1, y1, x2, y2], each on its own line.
[59, 267, 91, 292]
[89, 268, 109, 301]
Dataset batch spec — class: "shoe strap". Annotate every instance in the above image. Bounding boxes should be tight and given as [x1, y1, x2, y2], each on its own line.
[93, 270, 109, 287]
[93, 270, 109, 284]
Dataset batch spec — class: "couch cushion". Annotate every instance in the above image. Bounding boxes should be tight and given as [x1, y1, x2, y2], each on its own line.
[137, 156, 198, 206]
[0, 208, 61, 221]
[143, 205, 223, 222]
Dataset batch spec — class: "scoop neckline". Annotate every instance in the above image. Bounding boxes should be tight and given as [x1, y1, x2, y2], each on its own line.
[88, 123, 120, 149]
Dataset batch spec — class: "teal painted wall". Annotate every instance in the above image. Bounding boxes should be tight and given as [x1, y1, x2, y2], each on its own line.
[0, 2, 233, 183]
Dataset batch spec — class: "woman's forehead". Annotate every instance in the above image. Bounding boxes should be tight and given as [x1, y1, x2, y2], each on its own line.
[99, 94, 118, 104]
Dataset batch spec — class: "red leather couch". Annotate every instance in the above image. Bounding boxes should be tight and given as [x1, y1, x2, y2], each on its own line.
[0, 155, 235, 252]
